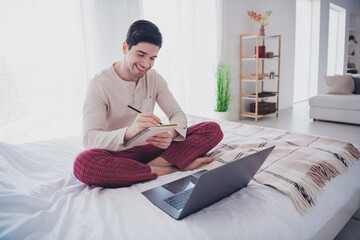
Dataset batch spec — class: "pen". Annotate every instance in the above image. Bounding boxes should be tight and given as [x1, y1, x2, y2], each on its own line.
[127, 105, 141, 113]
[127, 105, 163, 125]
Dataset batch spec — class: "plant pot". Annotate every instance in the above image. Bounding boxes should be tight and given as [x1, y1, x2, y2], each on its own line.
[213, 111, 230, 121]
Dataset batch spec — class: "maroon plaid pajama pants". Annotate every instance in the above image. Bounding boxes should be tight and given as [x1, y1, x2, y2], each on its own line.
[73, 121, 223, 187]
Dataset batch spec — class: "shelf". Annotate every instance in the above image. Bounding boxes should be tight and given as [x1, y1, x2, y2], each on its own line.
[241, 97, 277, 101]
[240, 32, 281, 123]
[242, 78, 278, 82]
[242, 75, 278, 79]
[242, 90, 277, 98]
[241, 57, 279, 61]
[241, 112, 277, 118]
[347, 25, 359, 78]
[241, 93, 277, 100]
[241, 35, 281, 41]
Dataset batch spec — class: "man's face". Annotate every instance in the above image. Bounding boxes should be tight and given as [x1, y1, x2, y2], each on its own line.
[123, 42, 160, 80]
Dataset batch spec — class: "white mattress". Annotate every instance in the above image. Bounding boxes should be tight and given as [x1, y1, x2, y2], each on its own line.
[0, 130, 359, 239]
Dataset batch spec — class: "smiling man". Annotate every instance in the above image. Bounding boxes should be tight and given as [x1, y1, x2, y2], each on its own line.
[73, 20, 223, 187]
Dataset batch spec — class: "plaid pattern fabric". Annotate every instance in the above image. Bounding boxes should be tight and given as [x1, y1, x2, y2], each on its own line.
[162, 121, 224, 169]
[186, 115, 360, 214]
[73, 121, 223, 187]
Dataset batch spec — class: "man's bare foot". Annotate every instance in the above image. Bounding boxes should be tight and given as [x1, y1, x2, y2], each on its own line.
[148, 156, 213, 175]
[147, 157, 172, 167]
[183, 157, 213, 171]
[150, 166, 178, 176]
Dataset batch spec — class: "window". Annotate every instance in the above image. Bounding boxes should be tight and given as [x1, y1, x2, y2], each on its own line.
[293, 0, 320, 102]
[0, 0, 86, 144]
[327, 3, 346, 75]
[143, 0, 218, 117]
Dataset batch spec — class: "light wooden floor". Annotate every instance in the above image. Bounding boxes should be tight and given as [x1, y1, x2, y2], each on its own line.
[237, 101, 360, 240]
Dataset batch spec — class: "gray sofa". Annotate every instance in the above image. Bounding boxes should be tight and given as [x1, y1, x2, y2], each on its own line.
[309, 75, 360, 125]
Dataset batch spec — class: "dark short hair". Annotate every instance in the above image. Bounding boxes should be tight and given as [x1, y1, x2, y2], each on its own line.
[126, 20, 162, 50]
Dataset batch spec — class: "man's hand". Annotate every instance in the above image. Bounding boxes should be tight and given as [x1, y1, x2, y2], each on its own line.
[124, 113, 162, 141]
[146, 130, 177, 149]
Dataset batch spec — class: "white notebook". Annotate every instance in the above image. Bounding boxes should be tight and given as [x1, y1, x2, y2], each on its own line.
[123, 124, 178, 148]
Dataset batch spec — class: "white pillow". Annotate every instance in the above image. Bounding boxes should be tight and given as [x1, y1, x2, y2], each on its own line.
[324, 75, 355, 94]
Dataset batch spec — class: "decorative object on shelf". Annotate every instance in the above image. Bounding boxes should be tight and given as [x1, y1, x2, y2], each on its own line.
[250, 91, 276, 98]
[269, 71, 275, 79]
[348, 62, 356, 69]
[266, 52, 274, 58]
[349, 34, 358, 44]
[250, 102, 276, 115]
[215, 62, 231, 113]
[251, 73, 268, 79]
[256, 45, 266, 58]
[247, 10, 272, 36]
[347, 69, 358, 74]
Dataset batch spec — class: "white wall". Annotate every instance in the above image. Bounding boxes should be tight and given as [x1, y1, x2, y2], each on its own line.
[222, 0, 296, 120]
[222, 0, 360, 117]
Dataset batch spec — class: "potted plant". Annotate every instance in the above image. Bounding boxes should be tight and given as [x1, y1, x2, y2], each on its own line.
[269, 71, 275, 79]
[214, 62, 231, 120]
[247, 10, 272, 36]
[349, 35, 357, 43]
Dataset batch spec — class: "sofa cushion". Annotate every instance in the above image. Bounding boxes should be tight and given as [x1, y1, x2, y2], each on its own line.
[353, 76, 360, 94]
[324, 75, 355, 94]
[309, 94, 360, 111]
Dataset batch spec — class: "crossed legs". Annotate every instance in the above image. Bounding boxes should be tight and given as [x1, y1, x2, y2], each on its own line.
[73, 121, 223, 187]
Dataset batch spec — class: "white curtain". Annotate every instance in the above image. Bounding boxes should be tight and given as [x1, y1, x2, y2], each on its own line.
[0, 0, 86, 143]
[0, 0, 142, 144]
[293, 0, 312, 102]
[0, 0, 219, 143]
[143, 0, 219, 117]
[327, 3, 346, 76]
[80, 0, 143, 79]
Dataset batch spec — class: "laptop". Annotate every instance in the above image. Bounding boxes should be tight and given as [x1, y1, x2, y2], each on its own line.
[142, 146, 275, 220]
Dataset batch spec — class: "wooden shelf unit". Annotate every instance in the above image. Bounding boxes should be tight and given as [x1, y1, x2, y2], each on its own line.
[240, 32, 281, 122]
[347, 28, 359, 74]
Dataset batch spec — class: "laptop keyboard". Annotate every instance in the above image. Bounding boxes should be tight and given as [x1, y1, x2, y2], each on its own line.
[164, 188, 193, 210]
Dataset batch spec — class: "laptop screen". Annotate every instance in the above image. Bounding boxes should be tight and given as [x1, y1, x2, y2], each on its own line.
[162, 175, 198, 194]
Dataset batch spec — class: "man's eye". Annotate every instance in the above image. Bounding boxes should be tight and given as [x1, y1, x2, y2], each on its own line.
[138, 54, 145, 57]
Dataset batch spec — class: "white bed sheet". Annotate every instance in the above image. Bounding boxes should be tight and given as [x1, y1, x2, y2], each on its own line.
[0, 135, 360, 240]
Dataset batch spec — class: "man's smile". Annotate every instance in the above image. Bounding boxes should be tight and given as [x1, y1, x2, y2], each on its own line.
[135, 63, 146, 72]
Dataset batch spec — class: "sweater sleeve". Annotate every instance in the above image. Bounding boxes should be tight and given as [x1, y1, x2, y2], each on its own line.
[82, 79, 127, 151]
[154, 72, 188, 141]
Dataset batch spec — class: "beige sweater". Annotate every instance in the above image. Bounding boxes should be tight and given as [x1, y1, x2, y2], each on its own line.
[83, 64, 188, 151]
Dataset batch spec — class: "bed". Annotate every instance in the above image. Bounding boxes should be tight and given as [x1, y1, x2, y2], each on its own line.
[1, 115, 359, 240]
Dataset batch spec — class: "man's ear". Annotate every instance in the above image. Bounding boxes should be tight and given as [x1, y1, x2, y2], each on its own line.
[122, 42, 128, 54]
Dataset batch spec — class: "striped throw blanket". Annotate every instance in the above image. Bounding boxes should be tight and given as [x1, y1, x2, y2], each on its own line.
[188, 115, 360, 214]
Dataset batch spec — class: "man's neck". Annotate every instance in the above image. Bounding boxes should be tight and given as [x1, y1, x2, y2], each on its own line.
[113, 61, 139, 83]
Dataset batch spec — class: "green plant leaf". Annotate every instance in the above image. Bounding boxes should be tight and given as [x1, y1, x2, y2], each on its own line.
[215, 62, 231, 112]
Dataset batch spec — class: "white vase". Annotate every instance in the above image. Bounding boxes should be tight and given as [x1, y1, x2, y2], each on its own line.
[213, 111, 229, 121]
